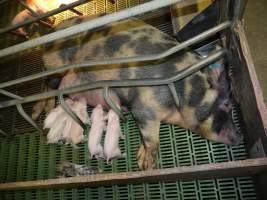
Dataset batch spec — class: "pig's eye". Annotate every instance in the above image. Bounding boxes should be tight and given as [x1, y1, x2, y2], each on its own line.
[221, 100, 232, 112]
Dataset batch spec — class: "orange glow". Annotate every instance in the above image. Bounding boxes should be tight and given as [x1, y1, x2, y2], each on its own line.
[26, 0, 78, 13]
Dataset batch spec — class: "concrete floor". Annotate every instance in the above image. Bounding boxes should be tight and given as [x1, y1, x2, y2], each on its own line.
[244, 0, 267, 104]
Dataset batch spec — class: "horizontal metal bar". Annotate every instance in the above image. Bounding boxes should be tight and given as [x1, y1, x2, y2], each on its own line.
[0, 0, 89, 36]
[0, 50, 226, 109]
[0, 0, 185, 59]
[0, 21, 230, 89]
[0, 158, 266, 190]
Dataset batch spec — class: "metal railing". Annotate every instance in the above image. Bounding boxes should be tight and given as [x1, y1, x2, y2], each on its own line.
[0, 0, 231, 135]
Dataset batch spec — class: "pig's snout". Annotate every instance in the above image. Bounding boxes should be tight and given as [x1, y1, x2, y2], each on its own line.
[216, 127, 242, 146]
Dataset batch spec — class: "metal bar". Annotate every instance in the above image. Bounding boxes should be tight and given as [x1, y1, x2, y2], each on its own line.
[0, 0, 89, 36]
[0, 89, 23, 100]
[60, 4, 83, 16]
[18, 0, 38, 16]
[168, 83, 180, 109]
[0, 158, 266, 190]
[16, 104, 43, 134]
[17, 0, 53, 29]
[103, 87, 126, 122]
[0, 50, 226, 109]
[0, 128, 7, 136]
[0, 0, 186, 59]
[58, 94, 86, 130]
[0, 21, 230, 89]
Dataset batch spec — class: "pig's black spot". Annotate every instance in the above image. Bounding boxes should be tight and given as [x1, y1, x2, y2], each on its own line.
[195, 102, 214, 122]
[46, 75, 62, 89]
[132, 29, 140, 34]
[58, 38, 79, 62]
[114, 88, 129, 106]
[188, 74, 206, 107]
[212, 109, 229, 133]
[104, 34, 130, 56]
[131, 89, 156, 129]
[152, 85, 174, 109]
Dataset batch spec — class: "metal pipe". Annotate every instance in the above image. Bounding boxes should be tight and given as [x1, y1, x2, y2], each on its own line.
[0, 128, 7, 136]
[0, 21, 230, 89]
[16, 104, 43, 134]
[58, 94, 87, 130]
[0, 0, 185, 59]
[0, 89, 23, 100]
[168, 83, 180, 109]
[0, 50, 226, 109]
[0, 0, 89, 36]
[60, 4, 83, 16]
[103, 87, 127, 122]
[18, 0, 38, 16]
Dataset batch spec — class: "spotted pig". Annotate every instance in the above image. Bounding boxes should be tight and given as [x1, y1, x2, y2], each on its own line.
[36, 15, 242, 170]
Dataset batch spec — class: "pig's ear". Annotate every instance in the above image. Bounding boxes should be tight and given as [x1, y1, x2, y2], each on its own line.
[207, 76, 218, 89]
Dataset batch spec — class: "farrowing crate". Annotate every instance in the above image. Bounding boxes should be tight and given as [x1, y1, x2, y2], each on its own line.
[0, 0, 266, 199]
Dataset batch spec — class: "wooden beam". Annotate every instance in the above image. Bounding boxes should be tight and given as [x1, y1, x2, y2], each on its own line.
[0, 158, 266, 191]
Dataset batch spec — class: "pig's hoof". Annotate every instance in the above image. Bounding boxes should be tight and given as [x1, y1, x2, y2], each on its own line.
[137, 145, 156, 170]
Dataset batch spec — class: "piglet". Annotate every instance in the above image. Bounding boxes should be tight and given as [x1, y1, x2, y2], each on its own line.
[88, 104, 106, 159]
[104, 109, 125, 163]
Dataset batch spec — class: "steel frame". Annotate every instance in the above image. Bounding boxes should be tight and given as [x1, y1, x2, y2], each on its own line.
[0, 0, 239, 135]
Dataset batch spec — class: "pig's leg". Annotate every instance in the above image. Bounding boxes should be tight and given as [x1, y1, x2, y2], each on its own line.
[131, 104, 160, 170]
[136, 120, 160, 170]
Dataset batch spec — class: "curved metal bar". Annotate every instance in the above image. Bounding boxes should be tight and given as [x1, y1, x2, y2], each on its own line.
[0, 89, 23, 100]
[0, 21, 230, 89]
[0, 128, 7, 136]
[58, 94, 87, 130]
[103, 87, 127, 122]
[168, 83, 180, 110]
[0, 50, 225, 109]
[16, 104, 43, 134]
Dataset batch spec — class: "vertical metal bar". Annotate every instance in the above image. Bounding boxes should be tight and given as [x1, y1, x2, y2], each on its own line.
[168, 83, 180, 109]
[103, 87, 127, 122]
[16, 104, 43, 134]
[58, 94, 87, 130]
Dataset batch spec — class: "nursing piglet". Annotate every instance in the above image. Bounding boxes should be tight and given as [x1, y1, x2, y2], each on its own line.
[104, 109, 125, 163]
[88, 104, 106, 159]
